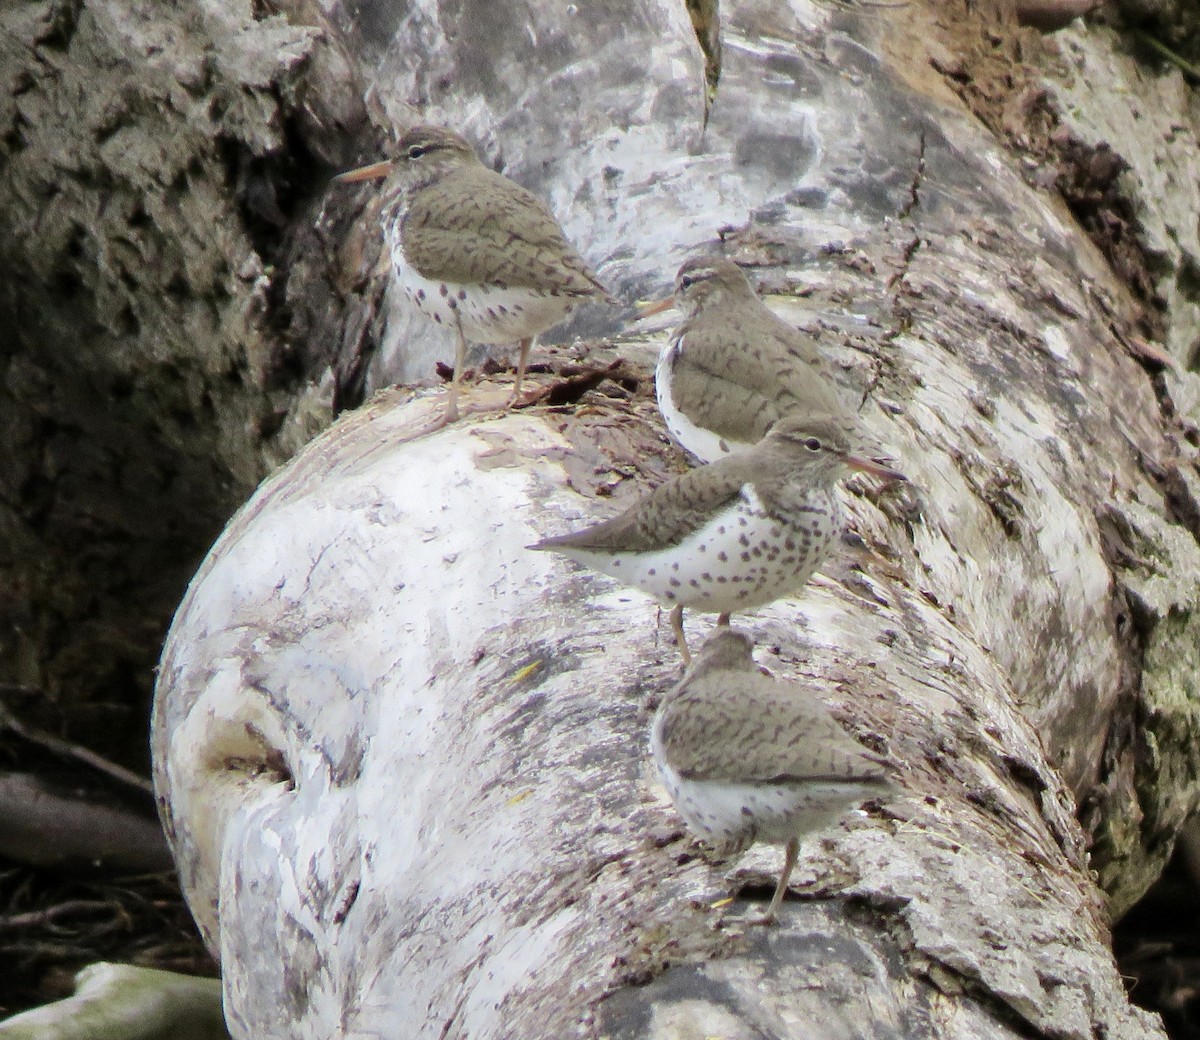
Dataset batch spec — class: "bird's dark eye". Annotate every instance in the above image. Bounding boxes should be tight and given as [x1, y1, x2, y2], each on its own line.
[406, 144, 427, 160]
[804, 437, 822, 452]
[679, 274, 698, 291]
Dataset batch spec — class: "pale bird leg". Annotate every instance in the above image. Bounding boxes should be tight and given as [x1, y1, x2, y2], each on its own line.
[445, 321, 468, 424]
[511, 335, 535, 403]
[670, 604, 691, 665]
[759, 836, 799, 925]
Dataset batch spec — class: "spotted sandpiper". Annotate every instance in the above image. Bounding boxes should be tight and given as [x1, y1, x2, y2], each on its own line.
[652, 627, 894, 923]
[642, 256, 855, 462]
[336, 125, 615, 421]
[528, 414, 905, 661]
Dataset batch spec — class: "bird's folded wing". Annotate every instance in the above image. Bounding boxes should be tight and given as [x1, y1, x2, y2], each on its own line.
[661, 669, 889, 785]
[403, 169, 610, 298]
[669, 355, 780, 445]
[675, 319, 846, 417]
[532, 457, 755, 554]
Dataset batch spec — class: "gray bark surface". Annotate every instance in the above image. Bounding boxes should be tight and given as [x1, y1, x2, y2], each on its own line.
[0, 0, 368, 724]
[1, 0, 1197, 1036]
[145, 3, 1199, 1040]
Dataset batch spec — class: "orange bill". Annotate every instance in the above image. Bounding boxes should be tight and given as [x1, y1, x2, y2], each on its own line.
[635, 295, 676, 319]
[333, 160, 396, 184]
[842, 453, 907, 482]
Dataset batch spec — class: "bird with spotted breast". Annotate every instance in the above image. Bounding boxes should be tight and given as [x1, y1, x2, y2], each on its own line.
[652, 626, 894, 923]
[528, 414, 905, 662]
[336, 125, 615, 422]
[642, 256, 859, 462]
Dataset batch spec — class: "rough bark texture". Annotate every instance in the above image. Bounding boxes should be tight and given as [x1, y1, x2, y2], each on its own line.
[0, 0, 372, 748]
[927, 0, 1200, 921]
[147, 2, 1200, 1039]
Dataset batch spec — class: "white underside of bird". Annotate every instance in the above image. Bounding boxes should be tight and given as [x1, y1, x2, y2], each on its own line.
[654, 343, 749, 462]
[390, 241, 579, 344]
[651, 750, 875, 848]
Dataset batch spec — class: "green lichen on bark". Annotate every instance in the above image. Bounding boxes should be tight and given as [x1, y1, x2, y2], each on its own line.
[1089, 495, 1200, 916]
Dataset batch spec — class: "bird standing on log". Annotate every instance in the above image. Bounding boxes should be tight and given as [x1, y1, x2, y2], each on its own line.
[529, 415, 905, 661]
[337, 125, 615, 423]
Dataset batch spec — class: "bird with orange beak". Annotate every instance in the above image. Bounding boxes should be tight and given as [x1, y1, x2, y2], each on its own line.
[530, 414, 905, 661]
[337, 125, 615, 422]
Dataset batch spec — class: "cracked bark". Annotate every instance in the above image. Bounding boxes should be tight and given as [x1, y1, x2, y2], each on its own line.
[3, 0, 1199, 1038]
[148, 3, 1197, 1040]
[0, 0, 375, 740]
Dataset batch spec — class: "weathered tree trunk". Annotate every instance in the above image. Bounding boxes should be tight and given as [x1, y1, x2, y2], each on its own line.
[0, 0, 369, 739]
[145, 2, 1200, 1040]
[2, 0, 1198, 1035]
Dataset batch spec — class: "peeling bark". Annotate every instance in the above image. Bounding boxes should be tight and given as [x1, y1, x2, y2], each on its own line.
[146, 3, 1200, 1039]
[0, 0, 1196, 1034]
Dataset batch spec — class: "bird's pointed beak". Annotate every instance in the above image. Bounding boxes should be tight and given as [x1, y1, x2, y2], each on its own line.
[842, 452, 908, 482]
[333, 160, 396, 184]
[1127, 334, 1179, 371]
[635, 295, 676, 320]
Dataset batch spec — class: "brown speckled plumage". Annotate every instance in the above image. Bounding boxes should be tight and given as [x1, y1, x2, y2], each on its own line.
[651, 627, 893, 921]
[533, 415, 856, 555]
[387, 127, 612, 300]
[656, 256, 855, 461]
[340, 125, 613, 420]
[530, 415, 905, 660]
